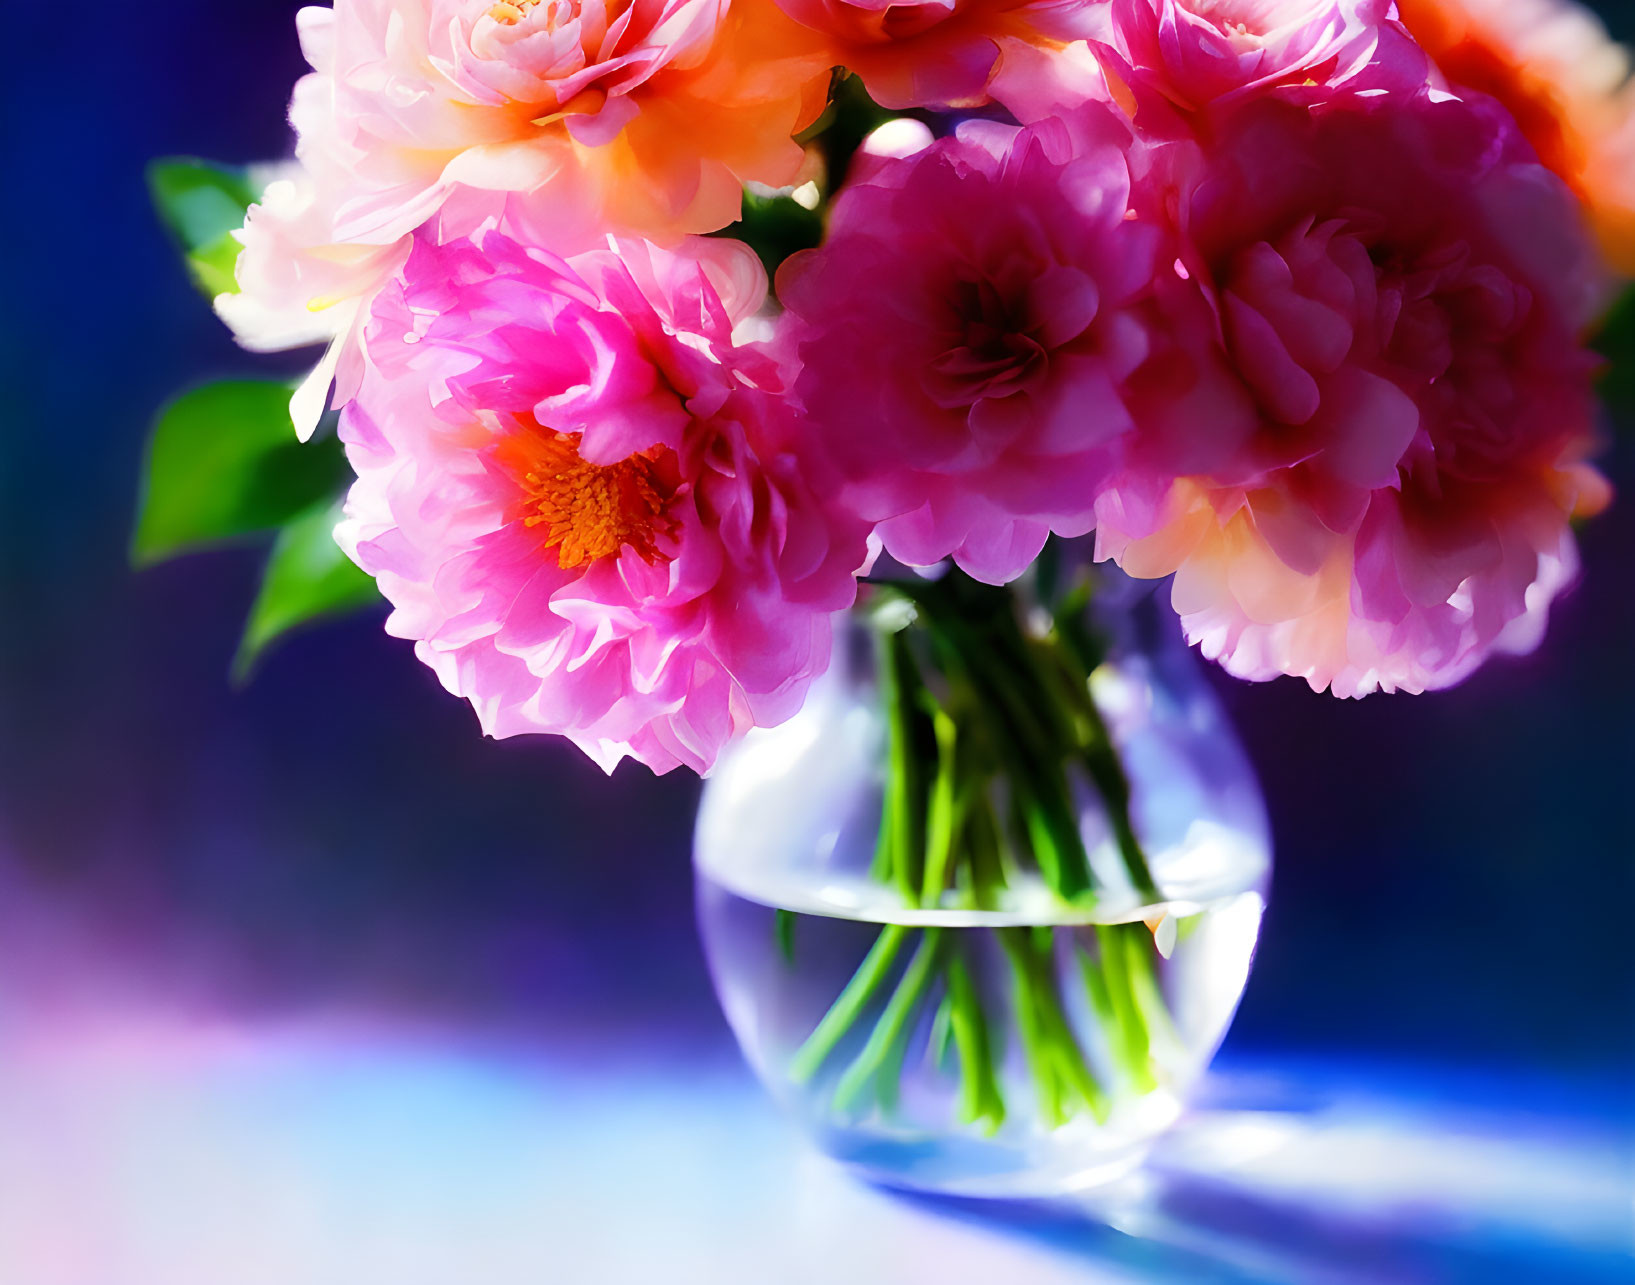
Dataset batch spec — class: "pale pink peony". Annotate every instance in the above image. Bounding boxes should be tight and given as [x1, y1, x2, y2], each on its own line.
[777, 114, 1169, 585]
[1087, 0, 1427, 128]
[221, 0, 830, 435]
[335, 229, 868, 773]
[215, 166, 412, 437]
[1095, 90, 1610, 696]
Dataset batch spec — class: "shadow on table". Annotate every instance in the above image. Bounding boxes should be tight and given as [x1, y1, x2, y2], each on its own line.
[884, 1067, 1634, 1285]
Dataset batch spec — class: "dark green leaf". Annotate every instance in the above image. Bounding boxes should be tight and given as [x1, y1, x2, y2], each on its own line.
[147, 157, 257, 297]
[810, 73, 897, 192]
[234, 500, 381, 681]
[133, 380, 351, 567]
[1593, 284, 1635, 420]
[717, 189, 825, 281]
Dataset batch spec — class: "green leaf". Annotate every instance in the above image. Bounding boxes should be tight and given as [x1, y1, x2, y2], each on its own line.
[186, 231, 250, 299]
[809, 73, 895, 191]
[133, 381, 351, 567]
[234, 500, 381, 681]
[147, 157, 257, 298]
[717, 189, 825, 281]
[1594, 285, 1635, 423]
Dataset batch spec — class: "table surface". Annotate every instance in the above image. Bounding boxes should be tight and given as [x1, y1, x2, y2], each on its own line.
[0, 990, 1628, 1285]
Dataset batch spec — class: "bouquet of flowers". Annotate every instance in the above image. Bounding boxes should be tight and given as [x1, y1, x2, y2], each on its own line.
[138, 0, 1630, 1193]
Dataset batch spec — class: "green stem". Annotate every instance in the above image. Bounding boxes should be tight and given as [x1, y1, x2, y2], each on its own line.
[1033, 928, 1110, 1123]
[929, 991, 956, 1069]
[1038, 611, 1164, 905]
[920, 705, 962, 906]
[1120, 920, 1182, 1061]
[789, 923, 909, 1085]
[998, 927, 1109, 1127]
[963, 791, 1009, 909]
[908, 593, 1095, 902]
[1092, 923, 1156, 1095]
[775, 908, 797, 966]
[786, 571, 1181, 1141]
[834, 929, 944, 1114]
[877, 624, 931, 905]
[947, 952, 1005, 1133]
[1078, 940, 1117, 1036]
[1079, 700, 1162, 905]
[999, 928, 1063, 1125]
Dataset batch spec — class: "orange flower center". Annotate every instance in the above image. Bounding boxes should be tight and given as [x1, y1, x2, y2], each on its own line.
[512, 429, 677, 570]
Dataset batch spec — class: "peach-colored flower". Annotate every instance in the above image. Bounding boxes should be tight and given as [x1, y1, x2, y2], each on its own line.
[220, 0, 832, 436]
[1396, 0, 1635, 274]
[296, 0, 829, 241]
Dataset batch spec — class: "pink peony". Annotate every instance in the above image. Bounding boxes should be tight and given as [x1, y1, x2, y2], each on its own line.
[1086, 0, 1426, 129]
[220, 0, 831, 436]
[777, 114, 1168, 585]
[1095, 90, 1610, 696]
[335, 230, 868, 773]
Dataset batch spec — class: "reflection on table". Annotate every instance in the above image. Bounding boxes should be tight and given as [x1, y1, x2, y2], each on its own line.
[0, 999, 1626, 1285]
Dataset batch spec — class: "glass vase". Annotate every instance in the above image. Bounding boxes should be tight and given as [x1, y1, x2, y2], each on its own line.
[694, 565, 1271, 1198]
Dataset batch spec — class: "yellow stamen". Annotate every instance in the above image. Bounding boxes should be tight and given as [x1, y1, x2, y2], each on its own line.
[514, 430, 676, 570]
[488, 0, 545, 23]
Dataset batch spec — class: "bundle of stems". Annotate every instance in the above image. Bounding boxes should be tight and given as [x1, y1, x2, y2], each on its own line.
[784, 566, 1181, 1132]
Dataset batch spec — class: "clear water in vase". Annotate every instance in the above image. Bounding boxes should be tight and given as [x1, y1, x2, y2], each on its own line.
[697, 869, 1265, 1196]
[695, 573, 1272, 1197]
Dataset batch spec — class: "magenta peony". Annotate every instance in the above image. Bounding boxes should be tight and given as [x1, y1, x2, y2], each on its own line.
[1095, 89, 1610, 696]
[777, 115, 1169, 585]
[335, 229, 868, 773]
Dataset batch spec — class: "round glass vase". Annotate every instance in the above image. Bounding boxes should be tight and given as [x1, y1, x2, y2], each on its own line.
[694, 569, 1271, 1199]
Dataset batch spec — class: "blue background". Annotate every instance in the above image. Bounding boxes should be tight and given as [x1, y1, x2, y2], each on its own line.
[0, 0, 1629, 1211]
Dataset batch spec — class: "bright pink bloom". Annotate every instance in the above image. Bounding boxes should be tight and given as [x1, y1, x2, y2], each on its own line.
[1088, 0, 1427, 128]
[777, 115, 1167, 585]
[1095, 91, 1610, 696]
[336, 230, 868, 773]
